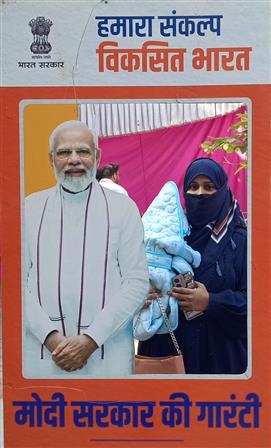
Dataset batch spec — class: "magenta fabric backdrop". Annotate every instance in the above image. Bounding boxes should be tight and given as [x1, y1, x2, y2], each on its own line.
[99, 106, 247, 217]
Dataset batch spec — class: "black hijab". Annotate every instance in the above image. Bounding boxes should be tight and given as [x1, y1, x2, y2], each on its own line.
[183, 158, 246, 274]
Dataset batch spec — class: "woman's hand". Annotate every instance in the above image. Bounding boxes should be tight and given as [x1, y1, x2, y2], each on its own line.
[143, 288, 162, 308]
[169, 281, 210, 312]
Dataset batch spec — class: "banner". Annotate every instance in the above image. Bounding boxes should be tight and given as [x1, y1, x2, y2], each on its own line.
[1, 1, 270, 447]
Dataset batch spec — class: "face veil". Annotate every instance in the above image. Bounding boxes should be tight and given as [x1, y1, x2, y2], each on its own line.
[183, 158, 246, 263]
[183, 158, 231, 230]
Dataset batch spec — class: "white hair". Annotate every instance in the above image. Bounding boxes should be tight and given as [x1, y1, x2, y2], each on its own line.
[49, 120, 98, 153]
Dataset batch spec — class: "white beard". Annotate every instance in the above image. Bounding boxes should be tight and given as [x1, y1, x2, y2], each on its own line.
[52, 159, 97, 193]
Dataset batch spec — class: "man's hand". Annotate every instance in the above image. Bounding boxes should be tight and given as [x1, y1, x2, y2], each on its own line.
[52, 335, 98, 372]
[44, 331, 67, 353]
[169, 281, 210, 312]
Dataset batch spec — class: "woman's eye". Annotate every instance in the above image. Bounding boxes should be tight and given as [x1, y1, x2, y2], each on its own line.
[205, 184, 216, 191]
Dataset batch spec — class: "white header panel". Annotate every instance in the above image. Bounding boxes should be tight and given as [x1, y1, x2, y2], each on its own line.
[2, 0, 270, 87]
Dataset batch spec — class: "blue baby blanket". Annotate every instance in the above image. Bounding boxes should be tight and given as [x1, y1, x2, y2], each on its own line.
[134, 181, 201, 341]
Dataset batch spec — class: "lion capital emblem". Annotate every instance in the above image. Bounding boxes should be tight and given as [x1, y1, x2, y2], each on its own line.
[29, 16, 53, 54]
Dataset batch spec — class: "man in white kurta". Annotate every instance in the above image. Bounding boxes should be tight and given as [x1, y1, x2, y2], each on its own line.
[99, 176, 129, 196]
[24, 120, 149, 378]
[98, 163, 129, 196]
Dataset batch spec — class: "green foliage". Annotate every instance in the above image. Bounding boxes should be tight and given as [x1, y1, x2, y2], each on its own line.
[201, 113, 248, 173]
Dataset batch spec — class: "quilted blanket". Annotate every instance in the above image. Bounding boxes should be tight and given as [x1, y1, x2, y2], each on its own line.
[134, 181, 201, 341]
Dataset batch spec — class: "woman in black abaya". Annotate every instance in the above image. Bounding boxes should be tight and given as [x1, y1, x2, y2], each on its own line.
[138, 158, 247, 374]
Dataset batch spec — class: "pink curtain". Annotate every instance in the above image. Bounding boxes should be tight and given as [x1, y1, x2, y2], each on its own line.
[99, 106, 247, 216]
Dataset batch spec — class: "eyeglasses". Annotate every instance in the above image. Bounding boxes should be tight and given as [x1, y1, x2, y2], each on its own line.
[55, 147, 96, 160]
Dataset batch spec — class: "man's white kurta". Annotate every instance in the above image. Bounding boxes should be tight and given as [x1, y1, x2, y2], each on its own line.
[99, 178, 129, 196]
[23, 181, 149, 378]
